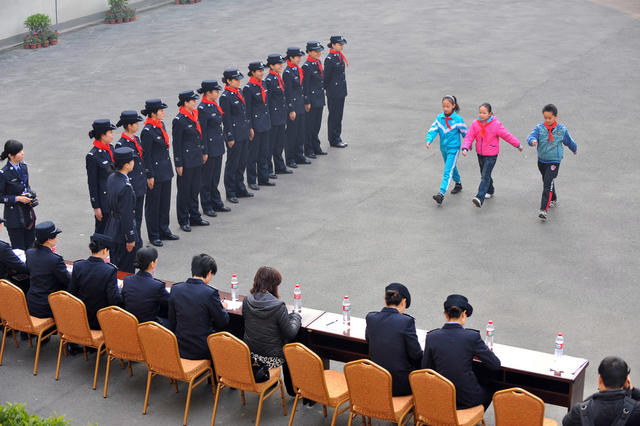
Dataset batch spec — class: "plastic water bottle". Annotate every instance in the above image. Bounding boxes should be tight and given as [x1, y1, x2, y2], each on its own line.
[342, 295, 351, 325]
[554, 333, 564, 358]
[293, 283, 302, 313]
[485, 321, 495, 351]
[231, 274, 239, 302]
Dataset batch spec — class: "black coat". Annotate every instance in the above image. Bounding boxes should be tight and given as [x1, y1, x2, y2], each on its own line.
[242, 292, 301, 359]
[220, 89, 251, 143]
[0, 239, 27, 280]
[122, 271, 169, 323]
[243, 81, 271, 133]
[168, 278, 229, 360]
[105, 172, 136, 244]
[421, 323, 501, 409]
[365, 307, 423, 396]
[264, 72, 287, 126]
[115, 136, 146, 197]
[563, 388, 640, 426]
[26, 245, 70, 318]
[283, 65, 305, 114]
[197, 101, 225, 158]
[0, 162, 36, 229]
[140, 122, 174, 183]
[86, 145, 114, 210]
[172, 113, 204, 169]
[302, 59, 326, 108]
[69, 256, 121, 330]
[324, 52, 348, 98]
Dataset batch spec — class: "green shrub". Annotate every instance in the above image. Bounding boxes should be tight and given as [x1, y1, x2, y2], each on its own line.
[0, 402, 69, 426]
[24, 14, 51, 33]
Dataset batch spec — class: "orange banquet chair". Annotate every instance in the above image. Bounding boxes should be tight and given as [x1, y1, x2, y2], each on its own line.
[96, 306, 146, 398]
[283, 342, 349, 426]
[343, 359, 414, 426]
[207, 331, 287, 426]
[409, 368, 485, 426]
[0, 279, 56, 375]
[48, 290, 106, 389]
[137, 321, 213, 426]
[493, 387, 558, 426]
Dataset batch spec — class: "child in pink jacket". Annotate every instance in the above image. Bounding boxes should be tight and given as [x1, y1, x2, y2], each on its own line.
[462, 103, 522, 207]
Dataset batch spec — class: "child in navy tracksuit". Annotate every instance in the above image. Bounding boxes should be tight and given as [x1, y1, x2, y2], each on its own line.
[527, 104, 578, 220]
[425, 95, 467, 205]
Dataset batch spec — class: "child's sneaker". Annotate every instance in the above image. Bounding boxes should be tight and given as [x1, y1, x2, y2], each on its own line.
[472, 197, 482, 208]
[485, 193, 492, 199]
[538, 210, 547, 220]
[433, 193, 444, 205]
[451, 182, 462, 194]
[549, 200, 558, 208]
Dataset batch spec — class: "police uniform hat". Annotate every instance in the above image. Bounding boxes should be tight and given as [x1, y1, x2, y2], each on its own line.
[197, 80, 223, 94]
[141, 99, 168, 116]
[285, 47, 304, 59]
[116, 110, 144, 127]
[385, 282, 412, 308]
[266, 54, 285, 65]
[329, 35, 347, 46]
[306, 41, 324, 52]
[90, 233, 113, 250]
[177, 90, 199, 106]
[35, 221, 62, 242]
[113, 146, 134, 163]
[92, 119, 116, 133]
[248, 61, 268, 73]
[222, 69, 244, 81]
[444, 294, 473, 317]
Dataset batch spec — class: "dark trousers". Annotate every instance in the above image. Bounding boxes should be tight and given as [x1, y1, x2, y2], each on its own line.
[94, 212, 110, 234]
[327, 96, 345, 145]
[7, 227, 35, 251]
[538, 161, 560, 211]
[145, 179, 172, 241]
[305, 106, 323, 155]
[476, 154, 498, 202]
[176, 166, 202, 226]
[247, 131, 271, 184]
[285, 114, 305, 165]
[111, 241, 138, 274]
[134, 195, 144, 243]
[201, 155, 224, 210]
[270, 124, 287, 172]
[224, 139, 248, 198]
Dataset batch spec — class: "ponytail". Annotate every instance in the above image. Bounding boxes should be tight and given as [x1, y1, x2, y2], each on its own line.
[442, 95, 460, 112]
[1, 139, 24, 161]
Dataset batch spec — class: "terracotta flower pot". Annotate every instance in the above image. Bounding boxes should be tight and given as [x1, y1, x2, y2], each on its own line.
[125, 17, 130, 22]
[132, 15, 136, 21]
[51, 39, 58, 45]
[110, 19, 115, 24]
[44, 41, 49, 47]
[190, 0, 195, 4]
[176, 0, 180, 3]
[36, 43, 41, 48]
[24, 44, 30, 49]
[117, 18, 123, 23]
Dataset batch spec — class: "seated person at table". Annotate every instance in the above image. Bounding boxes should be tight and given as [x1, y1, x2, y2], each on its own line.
[0, 217, 28, 291]
[122, 246, 169, 326]
[421, 294, 500, 410]
[242, 266, 301, 396]
[365, 282, 423, 396]
[26, 221, 70, 319]
[69, 233, 121, 330]
[563, 356, 640, 426]
[168, 253, 229, 360]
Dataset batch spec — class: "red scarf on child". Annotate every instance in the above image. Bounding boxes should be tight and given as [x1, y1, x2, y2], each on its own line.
[544, 121, 557, 143]
[225, 86, 245, 104]
[93, 140, 113, 161]
[120, 133, 143, 159]
[200, 97, 224, 115]
[249, 77, 266, 104]
[329, 49, 349, 66]
[444, 114, 453, 129]
[144, 118, 169, 147]
[179, 106, 202, 137]
[287, 60, 303, 84]
[269, 70, 284, 92]
[306, 56, 323, 77]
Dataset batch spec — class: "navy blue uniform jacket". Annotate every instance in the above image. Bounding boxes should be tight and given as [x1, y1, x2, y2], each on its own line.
[365, 307, 424, 396]
[168, 278, 230, 360]
[0, 162, 36, 229]
[302, 59, 326, 107]
[26, 245, 70, 318]
[105, 172, 136, 244]
[220, 90, 251, 143]
[283, 65, 305, 114]
[0, 239, 27, 279]
[172, 113, 204, 169]
[243, 81, 271, 133]
[85, 145, 114, 210]
[140, 122, 174, 183]
[69, 256, 121, 329]
[115, 136, 146, 197]
[324, 53, 348, 98]
[122, 271, 169, 323]
[421, 323, 501, 409]
[197, 101, 225, 158]
[264, 72, 287, 126]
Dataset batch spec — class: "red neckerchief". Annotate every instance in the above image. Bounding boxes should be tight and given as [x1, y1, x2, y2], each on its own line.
[544, 121, 557, 143]
[478, 119, 491, 139]
[120, 133, 143, 159]
[249, 77, 266, 104]
[93, 140, 113, 161]
[144, 118, 169, 148]
[306, 56, 323, 78]
[225, 85, 245, 104]
[179, 106, 202, 137]
[444, 113, 453, 129]
[201, 97, 224, 115]
[269, 70, 284, 92]
[329, 49, 349, 66]
[287, 60, 303, 84]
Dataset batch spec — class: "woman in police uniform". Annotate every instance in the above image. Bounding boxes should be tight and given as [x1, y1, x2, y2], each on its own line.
[324, 35, 349, 148]
[302, 41, 328, 158]
[283, 47, 309, 168]
[86, 119, 116, 233]
[264, 54, 291, 176]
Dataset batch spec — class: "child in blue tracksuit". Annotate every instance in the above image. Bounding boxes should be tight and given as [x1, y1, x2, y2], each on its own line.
[527, 103, 578, 221]
[425, 95, 467, 205]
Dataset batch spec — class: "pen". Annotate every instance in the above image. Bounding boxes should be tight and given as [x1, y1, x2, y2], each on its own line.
[325, 320, 337, 326]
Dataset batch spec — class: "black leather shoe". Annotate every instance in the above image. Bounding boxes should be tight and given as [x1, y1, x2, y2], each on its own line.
[276, 168, 293, 174]
[190, 219, 210, 226]
[161, 233, 180, 241]
[305, 153, 317, 159]
[213, 206, 231, 212]
[150, 239, 164, 247]
[287, 162, 298, 168]
[180, 224, 191, 232]
[203, 209, 217, 217]
[315, 150, 328, 155]
[248, 183, 260, 191]
[238, 191, 254, 198]
[258, 181, 276, 186]
[269, 173, 277, 179]
[297, 158, 312, 165]
[227, 197, 239, 204]
[331, 142, 348, 148]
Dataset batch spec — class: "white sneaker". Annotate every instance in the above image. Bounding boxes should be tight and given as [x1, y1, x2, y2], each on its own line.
[538, 210, 547, 220]
[472, 197, 482, 208]
[485, 193, 492, 199]
[549, 200, 558, 208]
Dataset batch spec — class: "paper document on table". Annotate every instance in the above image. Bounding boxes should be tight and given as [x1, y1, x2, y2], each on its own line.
[224, 300, 242, 310]
[551, 356, 588, 375]
[12, 249, 26, 263]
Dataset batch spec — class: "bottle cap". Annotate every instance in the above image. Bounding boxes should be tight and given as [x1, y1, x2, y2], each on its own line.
[558, 333, 563, 336]
[232, 274, 237, 277]
[344, 295, 349, 299]
[295, 283, 300, 288]
[488, 320, 493, 324]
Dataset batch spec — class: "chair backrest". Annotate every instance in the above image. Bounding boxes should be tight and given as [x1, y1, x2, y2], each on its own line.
[409, 369, 458, 425]
[48, 291, 94, 346]
[0, 279, 34, 331]
[343, 359, 395, 420]
[137, 321, 185, 379]
[493, 387, 545, 426]
[97, 306, 144, 362]
[207, 332, 256, 391]
[283, 343, 330, 404]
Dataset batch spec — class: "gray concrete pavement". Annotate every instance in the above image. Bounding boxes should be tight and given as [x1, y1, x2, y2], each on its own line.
[0, 0, 639, 424]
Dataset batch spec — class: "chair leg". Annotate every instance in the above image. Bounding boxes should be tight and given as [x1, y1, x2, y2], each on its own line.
[55, 339, 64, 380]
[279, 378, 287, 416]
[83, 346, 88, 361]
[103, 355, 113, 398]
[27, 333, 32, 348]
[143, 371, 154, 414]
[33, 332, 43, 375]
[210, 382, 223, 426]
[183, 379, 195, 426]
[174, 379, 179, 393]
[481, 420, 486, 426]
[323, 405, 328, 417]
[347, 411, 354, 426]
[241, 390, 246, 406]
[288, 394, 300, 426]
[330, 405, 341, 426]
[12, 329, 18, 348]
[128, 360, 133, 376]
[255, 390, 267, 426]
[120, 358, 125, 369]
[92, 344, 104, 390]
[0, 325, 8, 365]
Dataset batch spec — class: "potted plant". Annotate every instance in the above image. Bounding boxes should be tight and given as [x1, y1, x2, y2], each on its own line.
[24, 13, 52, 49]
[50, 30, 59, 45]
[107, 0, 132, 24]
[128, 8, 136, 21]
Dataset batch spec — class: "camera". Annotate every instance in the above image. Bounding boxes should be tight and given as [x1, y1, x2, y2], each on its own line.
[24, 191, 38, 207]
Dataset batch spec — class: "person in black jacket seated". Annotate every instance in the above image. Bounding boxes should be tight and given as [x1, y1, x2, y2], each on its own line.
[168, 253, 229, 360]
[365, 283, 423, 396]
[0, 217, 28, 291]
[69, 233, 121, 330]
[563, 356, 640, 426]
[122, 246, 169, 326]
[26, 221, 70, 318]
[86, 120, 116, 233]
[242, 266, 301, 396]
[421, 294, 501, 410]
[0, 139, 38, 250]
